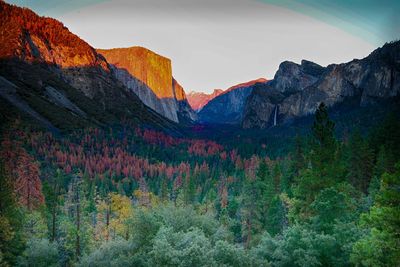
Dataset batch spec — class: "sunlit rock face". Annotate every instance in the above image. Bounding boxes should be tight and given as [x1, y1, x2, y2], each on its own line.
[0, 2, 108, 69]
[97, 47, 173, 99]
[242, 41, 400, 129]
[198, 78, 268, 124]
[187, 89, 224, 111]
[0, 1, 121, 100]
[98, 47, 196, 123]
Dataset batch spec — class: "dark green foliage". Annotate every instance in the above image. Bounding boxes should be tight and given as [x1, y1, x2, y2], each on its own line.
[351, 164, 400, 266]
[265, 196, 286, 236]
[346, 130, 374, 192]
[312, 102, 336, 150]
[16, 238, 59, 267]
[241, 175, 265, 247]
[1, 102, 399, 266]
[79, 239, 134, 267]
[0, 162, 24, 266]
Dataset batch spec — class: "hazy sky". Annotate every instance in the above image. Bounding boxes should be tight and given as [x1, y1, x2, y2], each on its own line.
[8, 0, 400, 93]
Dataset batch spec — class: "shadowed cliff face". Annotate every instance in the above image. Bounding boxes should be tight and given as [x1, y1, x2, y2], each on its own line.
[173, 78, 198, 123]
[97, 47, 196, 123]
[242, 41, 400, 129]
[187, 78, 268, 112]
[198, 78, 268, 124]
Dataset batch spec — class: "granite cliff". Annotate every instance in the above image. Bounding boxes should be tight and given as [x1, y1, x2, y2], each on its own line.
[97, 47, 196, 123]
[242, 41, 400, 128]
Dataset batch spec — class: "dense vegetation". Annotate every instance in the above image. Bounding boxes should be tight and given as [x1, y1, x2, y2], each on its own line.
[1, 103, 399, 266]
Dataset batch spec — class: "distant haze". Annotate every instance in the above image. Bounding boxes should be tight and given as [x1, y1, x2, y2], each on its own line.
[8, 0, 399, 93]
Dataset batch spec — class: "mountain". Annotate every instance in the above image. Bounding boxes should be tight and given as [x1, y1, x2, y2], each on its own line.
[187, 89, 224, 111]
[198, 78, 268, 124]
[97, 47, 196, 123]
[242, 41, 400, 128]
[172, 78, 198, 123]
[0, 1, 179, 131]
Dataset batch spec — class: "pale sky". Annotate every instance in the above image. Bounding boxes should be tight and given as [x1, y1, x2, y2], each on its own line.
[8, 0, 399, 93]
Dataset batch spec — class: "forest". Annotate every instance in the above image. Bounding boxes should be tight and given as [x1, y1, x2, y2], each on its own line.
[0, 103, 399, 267]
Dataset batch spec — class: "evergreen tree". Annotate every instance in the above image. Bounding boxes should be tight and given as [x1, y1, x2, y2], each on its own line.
[292, 103, 342, 221]
[240, 174, 264, 247]
[346, 130, 374, 192]
[265, 196, 286, 236]
[0, 162, 24, 266]
[312, 102, 336, 152]
[310, 102, 338, 177]
[351, 163, 400, 266]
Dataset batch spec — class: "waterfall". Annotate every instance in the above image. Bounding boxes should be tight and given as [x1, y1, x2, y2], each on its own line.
[273, 105, 278, 126]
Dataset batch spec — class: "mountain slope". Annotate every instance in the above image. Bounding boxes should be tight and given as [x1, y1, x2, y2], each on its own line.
[0, 1, 178, 131]
[97, 47, 196, 123]
[242, 41, 400, 129]
[187, 89, 224, 111]
[198, 78, 268, 124]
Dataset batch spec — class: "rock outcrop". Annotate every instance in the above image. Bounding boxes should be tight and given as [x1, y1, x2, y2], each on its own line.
[187, 89, 224, 111]
[198, 78, 268, 124]
[97, 47, 196, 123]
[242, 41, 400, 129]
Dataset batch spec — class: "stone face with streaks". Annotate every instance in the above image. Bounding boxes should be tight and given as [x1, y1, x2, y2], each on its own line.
[98, 47, 196, 123]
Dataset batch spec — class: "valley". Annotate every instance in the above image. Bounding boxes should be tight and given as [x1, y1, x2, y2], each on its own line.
[0, 1, 399, 267]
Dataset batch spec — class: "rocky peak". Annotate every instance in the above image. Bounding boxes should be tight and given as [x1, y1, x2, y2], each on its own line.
[272, 60, 324, 94]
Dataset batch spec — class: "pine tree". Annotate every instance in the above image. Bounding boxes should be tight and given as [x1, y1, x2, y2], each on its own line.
[346, 130, 374, 192]
[351, 163, 400, 266]
[292, 103, 343, 221]
[241, 173, 265, 248]
[265, 196, 286, 236]
[311, 102, 336, 165]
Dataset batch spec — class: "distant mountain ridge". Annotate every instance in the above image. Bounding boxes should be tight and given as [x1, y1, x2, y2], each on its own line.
[187, 78, 268, 112]
[187, 89, 224, 111]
